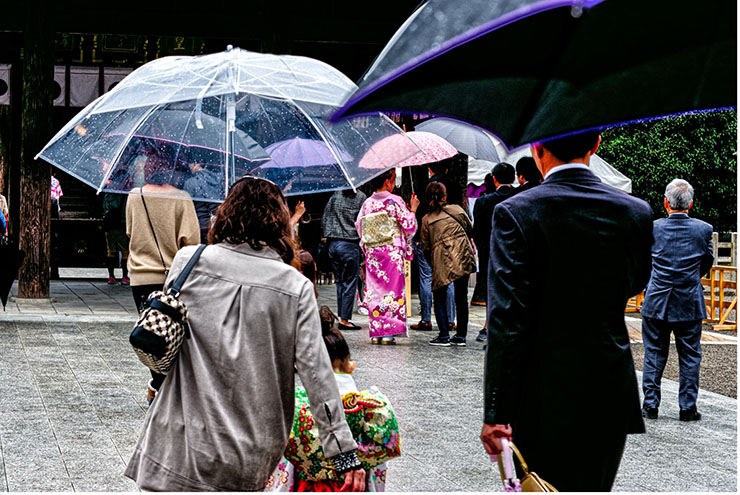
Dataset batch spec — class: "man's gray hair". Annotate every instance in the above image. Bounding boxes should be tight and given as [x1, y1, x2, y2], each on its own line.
[665, 179, 694, 210]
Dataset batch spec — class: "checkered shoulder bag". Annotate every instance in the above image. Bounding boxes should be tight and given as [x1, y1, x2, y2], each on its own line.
[129, 244, 206, 374]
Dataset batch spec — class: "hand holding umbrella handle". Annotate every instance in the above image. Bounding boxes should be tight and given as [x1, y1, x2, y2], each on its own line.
[409, 193, 420, 213]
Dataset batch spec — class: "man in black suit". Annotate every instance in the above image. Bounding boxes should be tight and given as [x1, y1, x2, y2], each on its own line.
[513, 156, 542, 194]
[480, 132, 653, 491]
[472, 162, 516, 341]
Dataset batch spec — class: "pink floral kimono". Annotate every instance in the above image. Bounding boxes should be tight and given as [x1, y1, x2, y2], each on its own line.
[355, 191, 417, 338]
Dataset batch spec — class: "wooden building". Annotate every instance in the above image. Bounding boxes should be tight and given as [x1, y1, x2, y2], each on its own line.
[0, 1, 424, 297]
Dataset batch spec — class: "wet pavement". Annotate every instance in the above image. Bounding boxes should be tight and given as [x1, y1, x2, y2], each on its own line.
[0, 271, 736, 492]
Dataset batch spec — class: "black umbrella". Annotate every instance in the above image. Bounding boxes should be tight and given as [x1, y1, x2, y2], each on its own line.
[333, 0, 736, 149]
[0, 242, 23, 310]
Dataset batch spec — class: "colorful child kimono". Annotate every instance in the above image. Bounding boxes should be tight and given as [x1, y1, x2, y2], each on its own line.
[355, 191, 417, 338]
[264, 374, 396, 492]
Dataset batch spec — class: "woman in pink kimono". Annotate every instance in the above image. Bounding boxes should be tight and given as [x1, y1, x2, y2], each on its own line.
[355, 169, 420, 345]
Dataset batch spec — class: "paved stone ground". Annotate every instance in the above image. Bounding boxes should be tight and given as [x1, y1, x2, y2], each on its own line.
[0, 273, 736, 492]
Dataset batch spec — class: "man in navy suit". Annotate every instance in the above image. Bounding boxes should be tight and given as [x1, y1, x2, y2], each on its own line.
[479, 132, 653, 491]
[640, 179, 713, 422]
[472, 162, 517, 341]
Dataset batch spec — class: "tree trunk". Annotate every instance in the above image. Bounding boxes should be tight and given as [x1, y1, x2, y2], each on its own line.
[18, 4, 53, 298]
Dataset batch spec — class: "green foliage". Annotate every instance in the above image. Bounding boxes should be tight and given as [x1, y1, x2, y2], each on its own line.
[598, 110, 737, 232]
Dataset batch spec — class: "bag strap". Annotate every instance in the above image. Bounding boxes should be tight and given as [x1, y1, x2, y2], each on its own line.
[169, 244, 207, 296]
[441, 206, 475, 252]
[508, 440, 530, 475]
[140, 194, 168, 275]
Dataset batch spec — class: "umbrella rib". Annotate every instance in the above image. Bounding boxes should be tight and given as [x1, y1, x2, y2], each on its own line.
[96, 105, 161, 194]
[291, 102, 357, 192]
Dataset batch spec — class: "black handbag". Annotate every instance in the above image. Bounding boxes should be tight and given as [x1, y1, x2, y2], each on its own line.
[129, 244, 206, 374]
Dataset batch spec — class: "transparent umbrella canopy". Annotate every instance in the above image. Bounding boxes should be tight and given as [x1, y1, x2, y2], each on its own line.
[37, 46, 421, 201]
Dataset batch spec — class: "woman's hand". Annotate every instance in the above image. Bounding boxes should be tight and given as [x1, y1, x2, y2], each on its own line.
[409, 193, 420, 213]
[340, 468, 366, 491]
[290, 201, 306, 226]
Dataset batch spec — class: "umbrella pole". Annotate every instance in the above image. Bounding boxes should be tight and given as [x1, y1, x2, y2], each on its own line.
[225, 93, 237, 195]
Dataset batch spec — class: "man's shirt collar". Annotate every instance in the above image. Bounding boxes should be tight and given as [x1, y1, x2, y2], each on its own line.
[544, 163, 590, 180]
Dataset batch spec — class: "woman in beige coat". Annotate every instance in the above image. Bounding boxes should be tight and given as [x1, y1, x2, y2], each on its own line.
[420, 181, 476, 347]
[125, 177, 365, 491]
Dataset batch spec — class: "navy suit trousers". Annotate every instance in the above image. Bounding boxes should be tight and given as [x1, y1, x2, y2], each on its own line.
[641, 317, 703, 410]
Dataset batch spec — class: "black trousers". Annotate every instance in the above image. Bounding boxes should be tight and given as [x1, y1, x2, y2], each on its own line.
[514, 431, 626, 492]
[132, 283, 167, 390]
[432, 275, 470, 338]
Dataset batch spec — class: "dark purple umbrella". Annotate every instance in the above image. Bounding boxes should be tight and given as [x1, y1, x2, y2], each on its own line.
[333, 0, 735, 149]
[260, 137, 353, 168]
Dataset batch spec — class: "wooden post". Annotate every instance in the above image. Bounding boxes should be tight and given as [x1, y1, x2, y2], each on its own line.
[17, 4, 54, 298]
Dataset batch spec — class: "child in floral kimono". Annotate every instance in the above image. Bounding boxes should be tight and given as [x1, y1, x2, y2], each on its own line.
[264, 307, 400, 492]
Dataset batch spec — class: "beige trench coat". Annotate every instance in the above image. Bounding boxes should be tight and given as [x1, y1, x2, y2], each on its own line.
[125, 243, 356, 491]
[420, 204, 476, 291]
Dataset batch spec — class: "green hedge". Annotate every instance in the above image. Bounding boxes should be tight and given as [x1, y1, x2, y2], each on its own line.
[598, 110, 737, 233]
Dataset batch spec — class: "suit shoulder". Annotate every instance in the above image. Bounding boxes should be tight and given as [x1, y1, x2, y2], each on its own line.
[691, 217, 714, 232]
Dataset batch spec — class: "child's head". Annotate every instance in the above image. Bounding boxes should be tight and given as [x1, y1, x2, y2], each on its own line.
[319, 305, 356, 374]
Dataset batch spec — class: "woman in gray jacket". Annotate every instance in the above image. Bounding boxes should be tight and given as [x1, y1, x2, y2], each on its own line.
[125, 177, 364, 491]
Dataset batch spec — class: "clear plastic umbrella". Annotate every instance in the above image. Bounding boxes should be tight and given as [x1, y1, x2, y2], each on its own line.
[37, 46, 421, 200]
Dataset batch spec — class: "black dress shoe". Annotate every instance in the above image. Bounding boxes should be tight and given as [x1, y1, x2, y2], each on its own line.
[338, 322, 361, 330]
[679, 406, 702, 422]
[642, 404, 658, 419]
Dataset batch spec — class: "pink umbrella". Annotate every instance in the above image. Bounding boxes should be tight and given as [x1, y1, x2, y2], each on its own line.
[358, 130, 458, 169]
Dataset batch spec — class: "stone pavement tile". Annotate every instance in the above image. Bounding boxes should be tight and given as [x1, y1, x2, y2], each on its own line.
[52, 305, 94, 315]
[0, 435, 6, 492]
[386, 454, 468, 492]
[1, 420, 73, 492]
[64, 456, 138, 492]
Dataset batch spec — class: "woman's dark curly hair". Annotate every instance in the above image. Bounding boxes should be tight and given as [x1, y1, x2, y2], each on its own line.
[426, 180, 447, 213]
[208, 176, 295, 264]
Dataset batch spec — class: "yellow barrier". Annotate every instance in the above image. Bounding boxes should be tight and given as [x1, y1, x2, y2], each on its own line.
[702, 266, 737, 331]
[625, 266, 737, 331]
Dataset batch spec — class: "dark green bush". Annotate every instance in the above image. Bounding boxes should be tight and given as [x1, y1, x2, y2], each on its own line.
[598, 110, 737, 233]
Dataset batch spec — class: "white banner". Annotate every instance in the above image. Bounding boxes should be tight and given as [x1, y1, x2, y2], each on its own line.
[103, 67, 132, 94]
[0, 64, 10, 105]
[69, 67, 100, 107]
[53, 65, 66, 106]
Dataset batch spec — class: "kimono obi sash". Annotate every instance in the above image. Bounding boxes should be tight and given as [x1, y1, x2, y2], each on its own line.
[360, 211, 402, 249]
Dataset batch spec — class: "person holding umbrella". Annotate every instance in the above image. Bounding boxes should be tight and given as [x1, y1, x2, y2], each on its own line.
[355, 169, 419, 345]
[126, 151, 200, 403]
[321, 188, 367, 330]
[480, 132, 653, 491]
[420, 181, 476, 346]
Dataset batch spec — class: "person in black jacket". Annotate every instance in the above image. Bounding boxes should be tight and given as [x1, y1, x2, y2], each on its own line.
[471, 162, 516, 341]
[480, 132, 653, 491]
[513, 156, 542, 194]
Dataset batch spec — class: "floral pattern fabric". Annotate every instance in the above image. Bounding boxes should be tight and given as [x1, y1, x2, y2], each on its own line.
[356, 191, 417, 338]
[280, 386, 400, 483]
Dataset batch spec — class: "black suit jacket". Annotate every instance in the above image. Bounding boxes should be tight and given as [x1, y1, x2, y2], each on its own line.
[513, 180, 539, 195]
[484, 168, 653, 440]
[473, 184, 516, 271]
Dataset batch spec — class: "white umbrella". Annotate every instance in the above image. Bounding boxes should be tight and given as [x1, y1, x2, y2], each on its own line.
[37, 47, 421, 200]
[468, 136, 632, 193]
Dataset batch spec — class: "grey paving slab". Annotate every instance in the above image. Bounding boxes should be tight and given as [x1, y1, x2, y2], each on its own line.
[0, 281, 736, 492]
